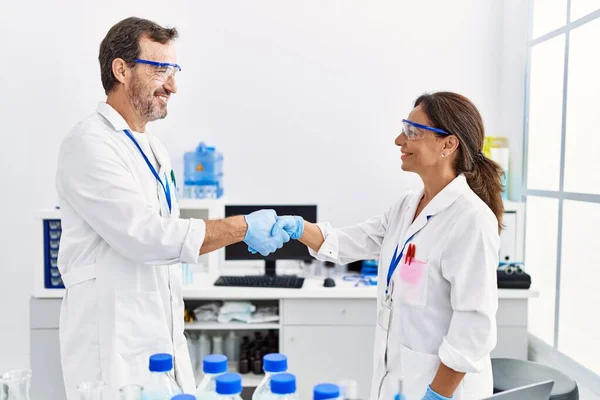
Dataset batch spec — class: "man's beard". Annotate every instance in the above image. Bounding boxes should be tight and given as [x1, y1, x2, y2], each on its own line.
[128, 74, 168, 122]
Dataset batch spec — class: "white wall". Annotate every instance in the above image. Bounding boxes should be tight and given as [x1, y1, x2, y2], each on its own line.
[0, 0, 520, 373]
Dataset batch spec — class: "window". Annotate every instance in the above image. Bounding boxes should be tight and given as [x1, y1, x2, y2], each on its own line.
[524, 0, 600, 373]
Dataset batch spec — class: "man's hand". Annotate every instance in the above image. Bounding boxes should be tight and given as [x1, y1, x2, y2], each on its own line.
[244, 209, 290, 256]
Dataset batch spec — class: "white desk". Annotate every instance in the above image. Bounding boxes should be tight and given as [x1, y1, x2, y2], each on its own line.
[180, 275, 538, 399]
[29, 277, 538, 400]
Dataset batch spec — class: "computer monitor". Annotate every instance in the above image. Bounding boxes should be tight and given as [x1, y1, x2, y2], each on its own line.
[224, 204, 318, 276]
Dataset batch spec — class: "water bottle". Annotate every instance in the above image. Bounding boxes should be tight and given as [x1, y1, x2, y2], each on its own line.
[270, 373, 299, 400]
[251, 354, 288, 400]
[119, 384, 143, 400]
[195, 355, 228, 400]
[143, 354, 182, 400]
[224, 332, 240, 362]
[313, 383, 341, 400]
[0, 369, 32, 400]
[215, 373, 243, 400]
[183, 142, 224, 199]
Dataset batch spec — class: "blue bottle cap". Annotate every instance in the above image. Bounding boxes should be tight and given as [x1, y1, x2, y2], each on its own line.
[313, 383, 340, 400]
[395, 394, 407, 400]
[203, 354, 228, 374]
[263, 353, 287, 373]
[171, 395, 196, 400]
[148, 353, 173, 372]
[271, 373, 296, 395]
[216, 373, 242, 395]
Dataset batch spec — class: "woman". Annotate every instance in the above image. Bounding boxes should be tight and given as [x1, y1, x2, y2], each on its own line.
[274, 92, 504, 400]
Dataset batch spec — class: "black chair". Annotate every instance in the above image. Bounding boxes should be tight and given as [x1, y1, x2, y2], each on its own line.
[492, 358, 579, 399]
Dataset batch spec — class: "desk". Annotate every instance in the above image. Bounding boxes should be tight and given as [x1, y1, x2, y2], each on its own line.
[30, 276, 538, 400]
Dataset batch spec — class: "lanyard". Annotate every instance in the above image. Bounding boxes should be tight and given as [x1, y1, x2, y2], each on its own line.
[385, 215, 432, 294]
[123, 129, 172, 214]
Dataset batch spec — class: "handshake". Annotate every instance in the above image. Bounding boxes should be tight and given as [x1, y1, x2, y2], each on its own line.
[243, 210, 305, 256]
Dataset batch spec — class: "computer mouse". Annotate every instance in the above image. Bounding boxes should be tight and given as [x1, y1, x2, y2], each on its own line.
[323, 278, 336, 287]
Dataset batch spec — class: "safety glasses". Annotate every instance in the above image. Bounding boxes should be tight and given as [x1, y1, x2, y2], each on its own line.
[401, 119, 451, 141]
[134, 58, 181, 81]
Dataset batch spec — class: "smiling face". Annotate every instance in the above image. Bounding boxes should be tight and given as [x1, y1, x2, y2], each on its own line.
[126, 36, 178, 123]
[394, 105, 457, 175]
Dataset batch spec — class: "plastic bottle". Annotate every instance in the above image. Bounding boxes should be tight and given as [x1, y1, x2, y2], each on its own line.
[224, 332, 240, 362]
[195, 355, 229, 400]
[171, 395, 197, 400]
[215, 373, 243, 400]
[183, 142, 224, 199]
[212, 336, 224, 355]
[313, 383, 341, 400]
[270, 373, 298, 400]
[197, 334, 212, 376]
[119, 384, 143, 400]
[251, 354, 288, 400]
[143, 354, 182, 400]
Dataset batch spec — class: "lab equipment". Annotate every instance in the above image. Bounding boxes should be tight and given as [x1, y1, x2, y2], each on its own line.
[342, 275, 377, 287]
[212, 336, 224, 355]
[77, 381, 105, 400]
[119, 384, 143, 400]
[323, 278, 335, 287]
[171, 395, 196, 400]
[43, 219, 64, 288]
[195, 355, 228, 400]
[252, 354, 288, 400]
[272, 215, 304, 240]
[143, 354, 182, 400]
[269, 373, 299, 400]
[183, 142, 223, 199]
[224, 332, 240, 362]
[223, 205, 317, 281]
[312, 383, 341, 400]
[215, 373, 243, 400]
[0, 369, 31, 400]
[481, 380, 554, 399]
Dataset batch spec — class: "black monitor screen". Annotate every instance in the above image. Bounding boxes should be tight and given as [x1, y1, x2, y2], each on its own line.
[224, 205, 317, 261]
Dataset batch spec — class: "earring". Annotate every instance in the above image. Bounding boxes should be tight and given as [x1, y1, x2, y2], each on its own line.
[441, 153, 446, 158]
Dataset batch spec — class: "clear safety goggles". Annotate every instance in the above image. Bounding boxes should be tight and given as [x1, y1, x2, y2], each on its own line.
[134, 58, 181, 81]
[401, 119, 451, 141]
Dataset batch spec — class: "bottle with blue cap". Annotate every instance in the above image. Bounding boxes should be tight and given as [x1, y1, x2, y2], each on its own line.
[215, 373, 243, 400]
[143, 353, 182, 400]
[313, 383, 342, 400]
[171, 395, 196, 400]
[269, 373, 299, 400]
[195, 354, 229, 400]
[183, 142, 224, 199]
[251, 353, 288, 400]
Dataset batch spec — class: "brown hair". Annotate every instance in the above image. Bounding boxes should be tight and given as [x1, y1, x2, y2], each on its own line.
[99, 17, 179, 94]
[415, 92, 505, 233]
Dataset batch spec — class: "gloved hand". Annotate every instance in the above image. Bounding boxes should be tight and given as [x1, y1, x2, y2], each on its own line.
[422, 386, 453, 400]
[244, 209, 290, 257]
[271, 215, 305, 240]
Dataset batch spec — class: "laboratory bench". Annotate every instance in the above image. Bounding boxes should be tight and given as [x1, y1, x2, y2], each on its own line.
[29, 275, 538, 400]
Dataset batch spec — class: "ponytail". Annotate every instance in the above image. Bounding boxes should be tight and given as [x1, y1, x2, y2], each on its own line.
[464, 153, 505, 233]
[414, 92, 505, 233]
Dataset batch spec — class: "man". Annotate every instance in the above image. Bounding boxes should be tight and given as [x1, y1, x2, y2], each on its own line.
[55, 17, 288, 399]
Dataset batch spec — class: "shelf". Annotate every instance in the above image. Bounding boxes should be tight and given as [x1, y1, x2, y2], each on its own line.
[185, 321, 280, 330]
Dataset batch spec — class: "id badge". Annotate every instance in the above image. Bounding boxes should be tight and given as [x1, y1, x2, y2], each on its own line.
[378, 294, 392, 331]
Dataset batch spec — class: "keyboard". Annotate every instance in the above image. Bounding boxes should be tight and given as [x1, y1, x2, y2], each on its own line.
[214, 275, 305, 289]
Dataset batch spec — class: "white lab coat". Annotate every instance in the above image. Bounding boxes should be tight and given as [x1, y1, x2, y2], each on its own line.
[55, 103, 205, 400]
[311, 175, 499, 400]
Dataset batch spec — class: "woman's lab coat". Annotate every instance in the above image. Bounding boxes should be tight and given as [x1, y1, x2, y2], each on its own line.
[311, 175, 499, 400]
[55, 103, 205, 400]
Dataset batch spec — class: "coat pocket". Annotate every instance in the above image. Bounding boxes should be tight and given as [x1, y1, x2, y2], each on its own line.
[114, 291, 171, 358]
[399, 344, 440, 400]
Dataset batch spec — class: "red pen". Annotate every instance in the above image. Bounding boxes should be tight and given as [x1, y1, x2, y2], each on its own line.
[407, 244, 414, 265]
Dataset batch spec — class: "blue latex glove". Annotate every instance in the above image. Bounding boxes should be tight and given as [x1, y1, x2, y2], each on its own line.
[422, 386, 453, 400]
[244, 210, 290, 256]
[271, 215, 305, 240]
